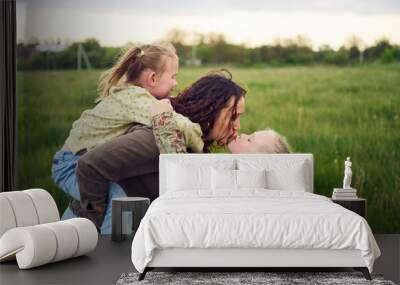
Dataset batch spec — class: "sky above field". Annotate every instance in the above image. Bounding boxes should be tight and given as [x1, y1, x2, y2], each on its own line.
[16, 0, 400, 49]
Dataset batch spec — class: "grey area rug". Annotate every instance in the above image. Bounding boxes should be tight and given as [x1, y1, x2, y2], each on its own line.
[117, 272, 396, 285]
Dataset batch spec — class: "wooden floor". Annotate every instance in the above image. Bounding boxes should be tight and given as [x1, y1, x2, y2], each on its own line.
[374, 234, 400, 284]
[0, 235, 398, 285]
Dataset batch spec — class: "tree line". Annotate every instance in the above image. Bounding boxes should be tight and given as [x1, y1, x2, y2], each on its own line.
[17, 32, 400, 70]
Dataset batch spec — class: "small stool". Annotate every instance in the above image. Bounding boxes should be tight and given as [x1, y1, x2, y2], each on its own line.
[111, 197, 150, 242]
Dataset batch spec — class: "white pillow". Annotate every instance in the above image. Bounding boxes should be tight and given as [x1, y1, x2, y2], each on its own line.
[212, 168, 236, 190]
[237, 169, 267, 189]
[211, 169, 268, 191]
[266, 162, 307, 191]
[238, 159, 308, 191]
[167, 162, 211, 192]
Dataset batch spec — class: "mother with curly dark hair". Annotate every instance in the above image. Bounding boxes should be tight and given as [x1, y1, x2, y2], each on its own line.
[53, 71, 246, 233]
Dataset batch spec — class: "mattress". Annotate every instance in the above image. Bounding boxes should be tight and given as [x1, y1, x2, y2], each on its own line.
[131, 190, 380, 273]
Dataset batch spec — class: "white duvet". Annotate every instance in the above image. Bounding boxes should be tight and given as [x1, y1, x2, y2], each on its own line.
[131, 190, 380, 273]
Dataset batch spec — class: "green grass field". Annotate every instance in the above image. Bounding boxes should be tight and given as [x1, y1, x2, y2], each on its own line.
[16, 66, 400, 233]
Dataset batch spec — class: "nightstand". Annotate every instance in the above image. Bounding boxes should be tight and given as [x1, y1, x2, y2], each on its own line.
[331, 198, 366, 218]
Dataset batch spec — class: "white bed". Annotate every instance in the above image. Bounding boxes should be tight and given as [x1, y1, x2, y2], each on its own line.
[131, 154, 380, 280]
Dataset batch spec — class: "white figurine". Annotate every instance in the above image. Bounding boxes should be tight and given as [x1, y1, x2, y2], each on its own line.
[343, 157, 352, 189]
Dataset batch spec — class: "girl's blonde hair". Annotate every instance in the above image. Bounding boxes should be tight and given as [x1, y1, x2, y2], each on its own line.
[96, 43, 177, 102]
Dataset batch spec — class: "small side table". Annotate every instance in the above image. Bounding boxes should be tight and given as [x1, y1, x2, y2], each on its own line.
[331, 198, 366, 218]
[112, 197, 150, 242]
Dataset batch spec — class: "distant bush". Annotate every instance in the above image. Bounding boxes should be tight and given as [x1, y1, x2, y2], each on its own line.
[17, 37, 400, 70]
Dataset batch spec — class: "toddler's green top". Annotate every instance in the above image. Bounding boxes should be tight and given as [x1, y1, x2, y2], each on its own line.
[64, 85, 204, 153]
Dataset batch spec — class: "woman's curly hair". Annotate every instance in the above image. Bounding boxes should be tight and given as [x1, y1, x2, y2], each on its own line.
[170, 70, 246, 152]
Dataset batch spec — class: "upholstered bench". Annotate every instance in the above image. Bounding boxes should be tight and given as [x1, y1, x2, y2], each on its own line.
[0, 189, 98, 269]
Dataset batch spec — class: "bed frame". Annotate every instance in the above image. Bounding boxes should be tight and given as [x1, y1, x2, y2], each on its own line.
[139, 154, 371, 280]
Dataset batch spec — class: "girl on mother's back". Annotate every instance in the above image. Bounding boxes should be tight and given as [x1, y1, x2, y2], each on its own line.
[52, 43, 205, 229]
